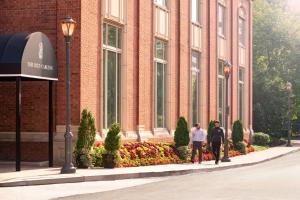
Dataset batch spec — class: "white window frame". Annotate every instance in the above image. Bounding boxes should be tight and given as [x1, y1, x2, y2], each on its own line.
[218, 2, 226, 38]
[238, 67, 245, 126]
[191, 51, 200, 125]
[191, 0, 201, 25]
[102, 23, 122, 129]
[154, 39, 168, 128]
[217, 60, 226, 127]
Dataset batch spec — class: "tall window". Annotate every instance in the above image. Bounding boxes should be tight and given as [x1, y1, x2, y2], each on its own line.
[154, 40, 167, 128]
[191, 0, 201, 24]
[103, 23, 122, 129]
[239, 9, 246, 46]
[238, 67, 245, 125]
[191, 51, 200, 125]
[218, 3, 226, 37]
[217, 60, 225, 126]
[154, 0, 168, 8]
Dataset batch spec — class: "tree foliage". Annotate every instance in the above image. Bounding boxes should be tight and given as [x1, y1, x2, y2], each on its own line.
[207, 120, 215, 144]
[232, 120, 244, 147]
[253, 0, 300, 135]
[104, 123, 121, 154]
[174, 117, 190, 147]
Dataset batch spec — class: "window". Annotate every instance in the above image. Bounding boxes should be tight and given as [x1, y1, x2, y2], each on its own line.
[191, 0, 201, 24]
[239, 8, 246, 46]
[154, 40, 167, 128]
[191, 51, 200, 125]
[239, 17, 246, 46]
[218, 3, 226, 37]
[217, 60, 225, 126]
[154, 0, 168, 8]
[238, 67, 245, 125]
[103, 23, 122, 129]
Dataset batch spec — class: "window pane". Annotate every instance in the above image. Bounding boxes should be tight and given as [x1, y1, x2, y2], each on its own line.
[103, 24, 107, 45]
[156, 63, 165, 128]
[117, 53, 121, 123]
[239, 17, 246, 45]
[108, 25, 117, 47]
[155, 40, 166, 60]
[218, 4, 225, 36]
[103, 50, 106, 127]
[155, 0, 167, 7]
[191, 0, 199, 23]
[239, 82, 244, 122]
[218, 78, 224, 126]
[107, 51, 117, 128]
[192, 51, 199, 70]
[192, 73, 198, 125]
[218, 61, 224, 75]
[117, 28, 122, 48]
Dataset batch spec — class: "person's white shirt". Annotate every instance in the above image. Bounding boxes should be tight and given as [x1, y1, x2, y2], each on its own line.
[192, 128, 206, 142]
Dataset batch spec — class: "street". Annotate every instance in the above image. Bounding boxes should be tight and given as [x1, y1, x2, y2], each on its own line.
[57, 151, 300, 200]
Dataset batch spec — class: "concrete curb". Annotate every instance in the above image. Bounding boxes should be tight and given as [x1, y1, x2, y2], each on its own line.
[1, 148, 300, 187]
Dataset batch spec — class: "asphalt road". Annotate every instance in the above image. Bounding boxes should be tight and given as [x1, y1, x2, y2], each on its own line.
[57, 151, 300, 200]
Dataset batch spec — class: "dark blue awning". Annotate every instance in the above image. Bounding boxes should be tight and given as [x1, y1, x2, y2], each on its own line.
[0, 32, 57, 81]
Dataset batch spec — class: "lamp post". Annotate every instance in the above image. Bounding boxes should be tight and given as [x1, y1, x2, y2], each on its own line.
[286, 81, 292, 147]
[61, 16, 77, 174]
[222, 61, 232, 162]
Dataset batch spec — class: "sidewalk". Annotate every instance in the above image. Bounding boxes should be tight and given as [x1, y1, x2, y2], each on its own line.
[1, 141, 300, 187]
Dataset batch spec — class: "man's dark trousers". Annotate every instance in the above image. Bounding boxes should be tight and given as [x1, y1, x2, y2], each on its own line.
[212, 141, 221, 163]
[191, 141, 203, 163]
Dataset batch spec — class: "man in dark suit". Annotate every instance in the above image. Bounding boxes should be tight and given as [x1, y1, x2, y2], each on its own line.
[210, 120, 225, 165]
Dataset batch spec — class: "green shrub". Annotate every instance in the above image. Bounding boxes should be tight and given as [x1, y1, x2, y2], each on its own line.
[207, 120, 215, 144]
[252, 132, 270, 146]
[235, 141, 247, 154]
[177, 146, 189, 160]
[91, 146, 105, 167]
[174, 117, 190, 148]
[75, 109, 96, 168]
[232, 120, 244, 148]
[269, 136, 287, 147]
[104, 123, 121, 154]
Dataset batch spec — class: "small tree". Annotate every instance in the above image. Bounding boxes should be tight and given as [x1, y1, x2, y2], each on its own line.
[104, 123, 121, 154]
[75, 109, 96, 168]
[174, 117, 190, 147]
[232, 120, 244, 148]
[207, 120, 215, 144]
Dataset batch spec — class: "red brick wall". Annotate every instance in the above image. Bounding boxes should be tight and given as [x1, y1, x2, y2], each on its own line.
[0, 0, 57, 132]
[0, 0, 82, 132]
[0, 142, 48, 161]
[0, 0, 253, 162]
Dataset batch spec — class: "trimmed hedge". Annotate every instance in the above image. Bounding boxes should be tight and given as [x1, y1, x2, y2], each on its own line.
[232, 120, 244, 147]
[252, 132, 270, 146]
[174, 117, 190, 148]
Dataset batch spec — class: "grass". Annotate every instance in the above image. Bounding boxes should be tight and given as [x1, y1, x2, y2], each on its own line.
[252, 145, 269, 152]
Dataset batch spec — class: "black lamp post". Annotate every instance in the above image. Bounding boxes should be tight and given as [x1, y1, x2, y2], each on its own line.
[286, 81, 293, 147]
[222, 61, 232, 162]
[61, 16, 77, 174]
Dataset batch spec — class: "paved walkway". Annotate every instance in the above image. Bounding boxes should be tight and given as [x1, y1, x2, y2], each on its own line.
[1, 141, 300, 187]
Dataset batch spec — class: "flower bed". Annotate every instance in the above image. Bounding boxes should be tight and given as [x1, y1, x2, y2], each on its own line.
[92, 141, 256, 168]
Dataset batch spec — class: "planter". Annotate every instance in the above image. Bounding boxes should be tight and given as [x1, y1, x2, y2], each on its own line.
[103, 153, 116, 168]
[76, 151, 91, 169]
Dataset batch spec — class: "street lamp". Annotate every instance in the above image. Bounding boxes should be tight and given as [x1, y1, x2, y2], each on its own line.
[286, 81, 293, 147]
[222, 61, 232, 162]
[61, 16, 77, 174]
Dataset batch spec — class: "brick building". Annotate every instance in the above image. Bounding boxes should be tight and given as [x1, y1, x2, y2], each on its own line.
[0, 0, 253, 164]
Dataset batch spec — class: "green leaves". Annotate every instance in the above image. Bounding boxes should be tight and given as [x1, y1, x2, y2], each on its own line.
[253, 0, 300, 135]
[174, 117, 190, 147]
[104, 123, 121, 154]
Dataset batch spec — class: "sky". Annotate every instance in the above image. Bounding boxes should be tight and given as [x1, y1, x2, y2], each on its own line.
[287, 0, 300, 12]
